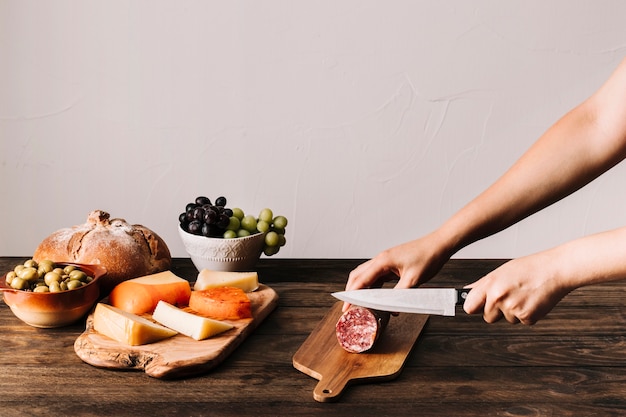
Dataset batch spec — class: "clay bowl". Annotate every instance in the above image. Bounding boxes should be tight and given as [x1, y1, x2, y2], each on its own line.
[0, 262, 107, 328]
[178, 225, 265, 272]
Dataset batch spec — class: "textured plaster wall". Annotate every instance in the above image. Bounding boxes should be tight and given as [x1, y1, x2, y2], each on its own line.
[1, 1, 626, 261]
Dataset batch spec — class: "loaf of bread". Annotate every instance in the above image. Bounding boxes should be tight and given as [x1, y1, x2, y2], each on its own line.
[33, 210, 172, 296]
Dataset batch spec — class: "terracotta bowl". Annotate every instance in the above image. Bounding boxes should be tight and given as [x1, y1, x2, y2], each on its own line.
[178, 225, 265, 272]
[0, 262, 107, 328]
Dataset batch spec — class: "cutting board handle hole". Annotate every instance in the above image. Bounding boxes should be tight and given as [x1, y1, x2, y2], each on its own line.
[322, 389, 332, 394]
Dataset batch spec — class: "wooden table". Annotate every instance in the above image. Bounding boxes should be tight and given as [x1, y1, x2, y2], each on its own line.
[2, 257, 626, 416]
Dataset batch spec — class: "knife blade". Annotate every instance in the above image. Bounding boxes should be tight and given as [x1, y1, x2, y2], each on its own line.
[332, 288, 470, 316]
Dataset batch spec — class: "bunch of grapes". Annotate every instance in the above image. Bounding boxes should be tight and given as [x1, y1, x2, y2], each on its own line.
[179, 196, 288, 256]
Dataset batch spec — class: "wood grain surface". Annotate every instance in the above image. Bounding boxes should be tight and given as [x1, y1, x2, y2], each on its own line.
[74, 285, 278, 378]
[2, 258, 626, 416]
[293, 301, 428, 402]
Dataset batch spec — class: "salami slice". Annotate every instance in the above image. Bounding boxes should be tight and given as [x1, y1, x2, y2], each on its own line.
[336, 306, 391, 353]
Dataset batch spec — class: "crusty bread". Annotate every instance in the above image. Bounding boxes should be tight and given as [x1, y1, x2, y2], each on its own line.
[33, 210, 171, 296]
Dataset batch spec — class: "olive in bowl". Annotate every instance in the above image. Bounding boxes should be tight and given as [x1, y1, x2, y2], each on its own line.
[0, 260, 107, 328]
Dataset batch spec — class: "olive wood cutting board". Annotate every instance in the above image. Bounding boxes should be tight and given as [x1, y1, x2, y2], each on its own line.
[293, 301, 429, 402]
[74, 284, 278, 379]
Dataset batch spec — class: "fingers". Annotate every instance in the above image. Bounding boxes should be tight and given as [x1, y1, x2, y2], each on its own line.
[345, 258, 395, 291]
[342, 258, 399, 312]
[463, 279, 535, 325]
[465, 287, 509, 324]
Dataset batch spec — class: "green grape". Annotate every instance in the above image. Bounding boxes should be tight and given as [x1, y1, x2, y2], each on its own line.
[241, 215, 258, 233]
[272, 215, 288, 229]
[232, 207, 245, 220]
[223, 230, 237, 239]
[264, 246, 280, 256]
[226, 216, 240, 231]
[278, 234, 286, 247]
[272, 227, 285, 235]
[237, 229, 251, 237]
[259, 208, 273, 223]
[265, 231, 280, 247]
[257, 220, 270, 233]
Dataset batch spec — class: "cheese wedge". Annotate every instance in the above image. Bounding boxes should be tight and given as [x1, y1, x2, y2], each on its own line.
[92, 303, 177, 346]
[189, 287, 252, 320]
[194, 269, 259, 292]
[109, 270, 192, 315]
[152, 301, 234, 341]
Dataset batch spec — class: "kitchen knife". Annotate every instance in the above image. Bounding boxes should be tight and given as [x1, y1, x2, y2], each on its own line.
[332, 288, 471, 316]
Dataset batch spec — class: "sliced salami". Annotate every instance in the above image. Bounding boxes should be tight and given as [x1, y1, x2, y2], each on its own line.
[335, 306, 391, 353]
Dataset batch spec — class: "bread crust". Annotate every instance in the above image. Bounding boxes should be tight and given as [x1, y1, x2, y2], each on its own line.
[33, 210, 171, 295]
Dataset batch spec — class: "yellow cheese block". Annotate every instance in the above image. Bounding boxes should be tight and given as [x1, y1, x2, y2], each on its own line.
[152, 301, 234, 340]
[92, 303, 177, 346]
[194, 269, 259, 292]
[109, 270, 192, 315]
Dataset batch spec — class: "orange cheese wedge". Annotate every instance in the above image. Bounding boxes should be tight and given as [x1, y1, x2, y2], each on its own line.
[109, 270, 191, 315]
[189, 287, 252, 320]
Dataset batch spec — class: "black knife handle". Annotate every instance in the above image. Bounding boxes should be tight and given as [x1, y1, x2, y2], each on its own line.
[456, 289, 471, 305]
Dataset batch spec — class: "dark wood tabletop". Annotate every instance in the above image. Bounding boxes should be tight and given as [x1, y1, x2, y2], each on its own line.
[2, 257, 626, 416]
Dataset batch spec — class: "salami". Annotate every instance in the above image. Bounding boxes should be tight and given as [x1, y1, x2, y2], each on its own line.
[335, 306, 391, 353]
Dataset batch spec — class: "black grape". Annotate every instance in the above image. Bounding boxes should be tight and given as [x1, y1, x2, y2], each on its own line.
[217, 213, 230, 229]
[195, 196, 211, 206]
[188, 220, 202, 235]
[192, 207, 206, 221]
[204, 208, 218, 224]
[215, 196, 227, 207]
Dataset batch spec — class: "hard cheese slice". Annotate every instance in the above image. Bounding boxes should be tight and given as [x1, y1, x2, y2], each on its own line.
[109, 270, 192, 315]
[152, 300, 234, 341]
[194, 269, 259, 292]
[92, 303, 177, 346]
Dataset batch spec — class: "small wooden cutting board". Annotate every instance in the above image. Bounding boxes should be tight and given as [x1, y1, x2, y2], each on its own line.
[74, 284, 278, 379]
[293, 301, 428, 402]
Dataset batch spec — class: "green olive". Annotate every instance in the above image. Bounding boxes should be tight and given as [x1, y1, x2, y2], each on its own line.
[69, 270, 88, 282]
[10, 278, 29, 290]
[24, 259, 37, 269]
[66, 280, 83, 290]
[6, 271, 16, 286]
[18, 267, 38, 282]
[44, 272, 62, 286]
[7, 261, 92, 293]
[38, 259, 54, 269]
[38, 263, 54, 276]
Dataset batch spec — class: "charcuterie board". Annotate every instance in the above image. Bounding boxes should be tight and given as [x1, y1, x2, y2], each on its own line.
[293, 301, 428, 402]
[74, 284, 278, 379]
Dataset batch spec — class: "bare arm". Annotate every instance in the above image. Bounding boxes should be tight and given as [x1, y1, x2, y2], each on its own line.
[346, 58, 626, 313]
[464, 225, 626, 324]
[440, 58, 626, 256]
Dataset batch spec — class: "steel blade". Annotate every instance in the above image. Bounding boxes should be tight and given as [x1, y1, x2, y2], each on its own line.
[332, 288, 458, 316]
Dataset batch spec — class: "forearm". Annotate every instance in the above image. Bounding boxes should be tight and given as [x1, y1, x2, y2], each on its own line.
[462, 225, 626, 324]
[551, 226, 626, 290]
[436, 68, 626, 255]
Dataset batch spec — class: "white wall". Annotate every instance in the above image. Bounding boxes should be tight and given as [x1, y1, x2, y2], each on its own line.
[2, 1, 626, 260]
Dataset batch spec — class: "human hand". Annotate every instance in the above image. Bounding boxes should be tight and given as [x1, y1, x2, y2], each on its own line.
[343, 232, 452, 311]
[463, 253, 571, 325]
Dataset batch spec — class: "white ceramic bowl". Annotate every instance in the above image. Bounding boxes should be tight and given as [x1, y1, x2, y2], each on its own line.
[178, 225, 265, 272]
